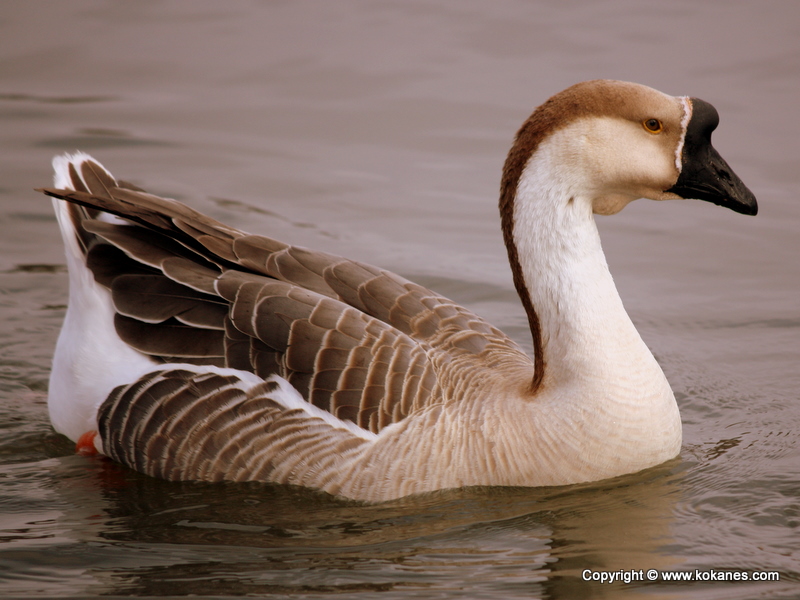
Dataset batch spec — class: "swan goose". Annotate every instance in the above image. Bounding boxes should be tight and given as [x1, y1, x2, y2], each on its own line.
[40, 80, 757, 502]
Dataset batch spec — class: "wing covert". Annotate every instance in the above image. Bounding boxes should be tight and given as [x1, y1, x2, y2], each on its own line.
[40, 159, 532, 433]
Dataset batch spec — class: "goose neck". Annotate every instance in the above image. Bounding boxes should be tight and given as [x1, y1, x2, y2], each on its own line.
[509, 150, 651, 388]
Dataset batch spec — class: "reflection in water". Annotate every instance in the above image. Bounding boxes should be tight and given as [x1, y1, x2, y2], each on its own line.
[11, 454, 684, 598]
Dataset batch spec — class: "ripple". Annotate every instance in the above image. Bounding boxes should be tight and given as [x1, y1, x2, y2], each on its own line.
[0, 93, 117, 104]
[35, 130, 175, 151]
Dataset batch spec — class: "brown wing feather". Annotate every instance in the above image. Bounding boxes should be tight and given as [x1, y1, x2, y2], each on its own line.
[98, 369, 372, 488]
[40, 159, 531, 433]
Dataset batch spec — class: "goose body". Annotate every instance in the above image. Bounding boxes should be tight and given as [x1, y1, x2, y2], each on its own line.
[42, 80, 757, 502]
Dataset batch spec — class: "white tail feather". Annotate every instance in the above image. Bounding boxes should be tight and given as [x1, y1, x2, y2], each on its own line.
[48, 154, 157, 442]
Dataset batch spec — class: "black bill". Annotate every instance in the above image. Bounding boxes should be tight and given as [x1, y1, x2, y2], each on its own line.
[667, 98, 758, 216]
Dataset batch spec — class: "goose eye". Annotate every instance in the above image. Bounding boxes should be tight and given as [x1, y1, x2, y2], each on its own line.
[643, 118, 663, 134]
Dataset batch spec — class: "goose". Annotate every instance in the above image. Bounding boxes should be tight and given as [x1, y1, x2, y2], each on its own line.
[40, 80, 757, 502]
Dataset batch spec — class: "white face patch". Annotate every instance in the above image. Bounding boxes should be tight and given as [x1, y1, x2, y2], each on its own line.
[675, 97, 692, 173]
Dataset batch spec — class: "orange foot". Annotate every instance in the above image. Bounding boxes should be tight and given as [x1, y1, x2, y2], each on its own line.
[76, 430, 99, 456]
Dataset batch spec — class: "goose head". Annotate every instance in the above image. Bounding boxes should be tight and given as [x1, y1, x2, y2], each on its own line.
[500, 80, 757, 393]
[502, 79, 758, 217]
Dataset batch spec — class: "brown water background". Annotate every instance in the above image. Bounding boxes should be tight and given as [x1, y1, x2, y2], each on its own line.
[0, 1, 798, 598]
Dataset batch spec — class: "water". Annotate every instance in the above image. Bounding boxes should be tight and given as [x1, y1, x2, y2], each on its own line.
[1, 1, 798, 597]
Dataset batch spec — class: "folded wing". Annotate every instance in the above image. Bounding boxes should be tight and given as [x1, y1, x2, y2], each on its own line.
[41, 159, 531, 437]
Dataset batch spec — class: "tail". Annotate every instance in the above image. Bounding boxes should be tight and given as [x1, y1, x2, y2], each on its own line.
[49, 153, 157, 443]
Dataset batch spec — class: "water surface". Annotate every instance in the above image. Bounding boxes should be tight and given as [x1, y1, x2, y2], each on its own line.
[1, 1, 798, 598]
